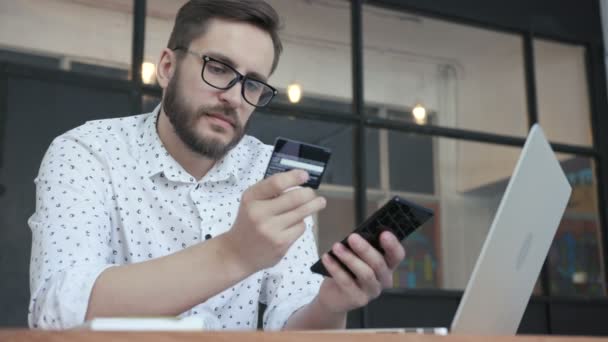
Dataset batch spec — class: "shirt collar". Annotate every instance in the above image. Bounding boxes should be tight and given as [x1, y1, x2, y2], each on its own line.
[204, 143, 240, 184]
[136, 104, 240, 184]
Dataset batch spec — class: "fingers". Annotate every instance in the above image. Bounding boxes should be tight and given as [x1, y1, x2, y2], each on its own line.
[330, 242, 383, 298]
[262, 186, 318, 216]
[347, 234, 392, 288]
[321, 253, 369, 307]
[271, 195, 326, 229]
[278, 220, 308, 247]
[326, 232, 406, 293]
[378, 231, 406, 269]
[246, 170, 326, 230]
[245, 169, 309, 201]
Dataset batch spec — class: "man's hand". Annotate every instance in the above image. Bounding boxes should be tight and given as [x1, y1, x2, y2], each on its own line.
[223, 169, 326, 274]
[315, 232, 406, 314]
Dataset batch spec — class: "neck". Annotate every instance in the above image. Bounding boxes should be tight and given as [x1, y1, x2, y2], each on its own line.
[156, 109, 216, 181]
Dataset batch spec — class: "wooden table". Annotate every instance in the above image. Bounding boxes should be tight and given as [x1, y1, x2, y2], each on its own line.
[1, 330, 607, 342]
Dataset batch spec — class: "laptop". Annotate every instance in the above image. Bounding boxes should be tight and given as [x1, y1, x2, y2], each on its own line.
[321, 124, 571, 336]
[447, 124, 571, 335]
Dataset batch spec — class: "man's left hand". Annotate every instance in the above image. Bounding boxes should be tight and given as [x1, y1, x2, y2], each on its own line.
[315, 231, 406, 314]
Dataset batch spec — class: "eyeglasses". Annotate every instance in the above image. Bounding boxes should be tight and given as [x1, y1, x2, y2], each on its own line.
[172, 47, 278, 107]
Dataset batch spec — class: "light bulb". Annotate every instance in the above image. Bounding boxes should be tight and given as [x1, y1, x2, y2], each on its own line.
[141, 62, 156, 85]
[287, 83, 302, 103]
[412, 104, 427, 125]
[572, 271, 588, 284]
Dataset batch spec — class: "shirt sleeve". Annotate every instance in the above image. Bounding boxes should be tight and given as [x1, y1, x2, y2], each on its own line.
[260, 216, 324, 331]
[28, 133, 114, 329]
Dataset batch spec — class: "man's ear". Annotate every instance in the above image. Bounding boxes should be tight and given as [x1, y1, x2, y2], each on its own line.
[156, 48, 177, 89]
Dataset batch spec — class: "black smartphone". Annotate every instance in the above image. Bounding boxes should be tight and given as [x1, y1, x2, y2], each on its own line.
[263, 137, 331, 189]
[310, 196, 434, 278]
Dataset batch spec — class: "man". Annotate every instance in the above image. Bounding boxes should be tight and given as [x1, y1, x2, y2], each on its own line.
[28, 0, 405, 330]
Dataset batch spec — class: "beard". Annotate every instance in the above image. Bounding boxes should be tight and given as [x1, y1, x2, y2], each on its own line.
[162, 70, 248, 161]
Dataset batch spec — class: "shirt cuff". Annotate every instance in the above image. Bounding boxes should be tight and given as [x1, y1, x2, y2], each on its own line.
[29, 264, 116, 329]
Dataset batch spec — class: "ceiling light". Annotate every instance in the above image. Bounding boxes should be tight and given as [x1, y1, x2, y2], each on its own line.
[412, 104, 427, 125]
[141, 62, 156, 85]
[287, 83, 302, 104]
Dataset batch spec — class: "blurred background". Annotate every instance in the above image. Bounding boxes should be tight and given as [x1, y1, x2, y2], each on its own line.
[1, 0, 608, 336]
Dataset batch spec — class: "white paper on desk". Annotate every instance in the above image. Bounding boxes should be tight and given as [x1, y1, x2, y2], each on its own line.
[78, 316, 207, 331]
[298, 328, 449, 335]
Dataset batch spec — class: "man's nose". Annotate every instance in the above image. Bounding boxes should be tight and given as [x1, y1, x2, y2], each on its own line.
[218, 81, 243, 107]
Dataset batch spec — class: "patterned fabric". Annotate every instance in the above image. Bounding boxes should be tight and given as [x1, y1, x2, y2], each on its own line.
[28, 106, 322, 330]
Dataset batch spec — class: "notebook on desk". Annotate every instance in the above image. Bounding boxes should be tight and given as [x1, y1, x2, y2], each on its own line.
[344, 124, 571, 335]
[78, 316, 207, 331]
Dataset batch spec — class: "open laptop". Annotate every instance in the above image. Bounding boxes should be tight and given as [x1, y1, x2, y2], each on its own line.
[446, 123, 572, 335]
[331, 124, 571, 336]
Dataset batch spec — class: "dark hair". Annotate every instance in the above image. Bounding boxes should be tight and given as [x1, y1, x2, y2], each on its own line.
[168, 0, 283, 74]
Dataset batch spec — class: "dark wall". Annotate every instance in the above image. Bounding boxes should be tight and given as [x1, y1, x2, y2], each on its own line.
[550, 299, 608, 335]
[0, 64, 132, 327]
[367, 290, 608, 335]
[371, 0, 603, 44]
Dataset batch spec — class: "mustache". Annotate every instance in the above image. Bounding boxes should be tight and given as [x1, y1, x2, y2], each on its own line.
[196, 106, 237, 119]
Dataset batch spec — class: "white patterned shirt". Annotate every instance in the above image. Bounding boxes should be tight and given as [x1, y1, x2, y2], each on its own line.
[28, 106, 323, 330]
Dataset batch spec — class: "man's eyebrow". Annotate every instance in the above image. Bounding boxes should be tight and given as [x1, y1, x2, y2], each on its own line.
[206, 52, 268, 82]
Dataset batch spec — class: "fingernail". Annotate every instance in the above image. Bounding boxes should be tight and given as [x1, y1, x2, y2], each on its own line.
[299, 170, 309, 182]
[381, 232, 393, 243]
[350, 234, 362, 247]
[334, 243, 344, 253]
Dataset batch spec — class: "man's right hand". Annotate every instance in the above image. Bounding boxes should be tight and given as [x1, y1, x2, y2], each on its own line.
[223, 169, 327, 273]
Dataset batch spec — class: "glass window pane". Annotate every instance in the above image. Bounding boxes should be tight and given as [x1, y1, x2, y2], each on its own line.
[142, 94, 161, 113]
[144, 1, 186, 85]
[548, 155, 605, 296]
[367, 131, 524, 290]
[363, 5, 529, 137]
[388, 130, 435, 194]
[0, 1, 133, 79]
[316, 197, 377, 256]
[248, 112, 379, 188]
[392, 199, 440, 289]
[268, 0, 352, 103]
[144, 0, 352, 105]
[534, 39, 593, 147]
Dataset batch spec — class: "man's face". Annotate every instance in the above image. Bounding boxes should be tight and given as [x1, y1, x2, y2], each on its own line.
[163, 19, 275, 160]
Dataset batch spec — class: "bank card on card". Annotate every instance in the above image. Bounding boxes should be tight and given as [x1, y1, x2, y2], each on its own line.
[263, 137, 331, 189]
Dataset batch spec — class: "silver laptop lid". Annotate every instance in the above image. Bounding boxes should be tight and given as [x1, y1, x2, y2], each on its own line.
[450, 124, 572, 335]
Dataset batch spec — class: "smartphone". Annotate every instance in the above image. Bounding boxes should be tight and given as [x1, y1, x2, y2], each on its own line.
[263, 137, 331, 189]
[310, 196, 434, 278]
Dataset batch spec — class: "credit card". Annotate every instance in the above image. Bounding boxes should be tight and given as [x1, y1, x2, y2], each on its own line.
[263, 137, 331, 189]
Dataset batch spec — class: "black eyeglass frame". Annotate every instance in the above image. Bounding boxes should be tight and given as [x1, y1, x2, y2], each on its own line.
[172, 47, 278, 107]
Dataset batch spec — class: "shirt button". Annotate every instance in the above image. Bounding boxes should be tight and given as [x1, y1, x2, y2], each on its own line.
[205, 234, 213, 240]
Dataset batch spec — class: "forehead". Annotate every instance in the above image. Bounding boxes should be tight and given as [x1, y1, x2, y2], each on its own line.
[189, 19, 275, 79]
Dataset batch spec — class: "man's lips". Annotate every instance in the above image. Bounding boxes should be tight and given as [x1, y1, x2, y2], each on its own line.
[206, 113, 235, 127]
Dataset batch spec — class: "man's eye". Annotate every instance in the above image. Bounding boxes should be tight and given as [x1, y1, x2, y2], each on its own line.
[208, 64, 228, 74]
[245, 81, 262, 92]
